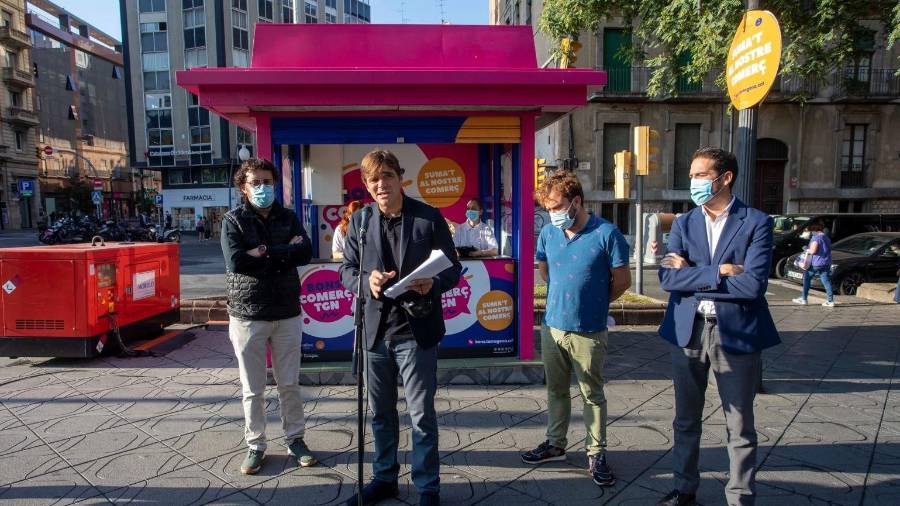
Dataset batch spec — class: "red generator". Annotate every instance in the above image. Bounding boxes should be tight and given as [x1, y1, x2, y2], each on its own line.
[0, 242, 180, 357]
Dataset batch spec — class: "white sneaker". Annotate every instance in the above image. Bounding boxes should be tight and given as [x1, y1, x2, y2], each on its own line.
[822, 301, 835, 308]
[792, 297, 808, 305]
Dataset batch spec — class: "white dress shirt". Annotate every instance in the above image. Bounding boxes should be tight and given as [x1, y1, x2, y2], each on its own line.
[331, 226, 347, 257]
[697, 196, 736, 317]
[452, 220, 498, 252]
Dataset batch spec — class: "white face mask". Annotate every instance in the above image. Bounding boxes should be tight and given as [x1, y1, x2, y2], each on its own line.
[800, 231, 811, 239]
[549, 201, 576, 230]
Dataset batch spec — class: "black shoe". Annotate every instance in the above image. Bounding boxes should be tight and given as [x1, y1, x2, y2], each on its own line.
[588, 453, 616, 487]
[657, 490, 696, 506]
[419, 492, 440, 506]
[520, 440, 566, 464]
[345, 480, 399, 506]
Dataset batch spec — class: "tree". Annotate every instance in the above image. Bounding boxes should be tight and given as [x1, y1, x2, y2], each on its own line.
[59, 179, 95, 215]
[540, 0, 900, 97]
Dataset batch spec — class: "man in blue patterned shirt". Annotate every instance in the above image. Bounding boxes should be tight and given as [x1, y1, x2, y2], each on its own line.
[522, 169, 632, 487]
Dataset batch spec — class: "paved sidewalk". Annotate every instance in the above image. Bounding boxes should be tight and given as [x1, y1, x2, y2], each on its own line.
[0, 303, 898, 505]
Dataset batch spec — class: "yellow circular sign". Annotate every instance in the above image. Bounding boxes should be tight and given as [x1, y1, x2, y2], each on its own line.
[726, 10, 782, 110]
[476, 290, 514, 331]
[416, 157, 466, 208]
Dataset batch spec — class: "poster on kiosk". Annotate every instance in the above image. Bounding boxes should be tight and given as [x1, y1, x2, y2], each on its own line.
[298, 143, 517, 362]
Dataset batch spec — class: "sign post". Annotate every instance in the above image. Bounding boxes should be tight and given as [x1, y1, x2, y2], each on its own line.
[726, 6, 782, 205]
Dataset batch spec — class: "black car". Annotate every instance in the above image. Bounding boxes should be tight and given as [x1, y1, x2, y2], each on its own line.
[783, 232, 900, 295]
[771, 213, 900, 278]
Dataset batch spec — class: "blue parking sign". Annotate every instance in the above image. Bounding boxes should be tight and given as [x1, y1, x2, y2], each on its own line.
[17, 180, 33, 197]
[155, 194, 163, 205]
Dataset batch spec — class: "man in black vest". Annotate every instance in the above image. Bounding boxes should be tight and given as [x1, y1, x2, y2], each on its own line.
[221, 158, 315, 475]
[340, 150, 461, 506]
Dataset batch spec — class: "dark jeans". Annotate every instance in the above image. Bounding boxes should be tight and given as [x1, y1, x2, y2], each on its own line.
[366, 338, 439, 494]
[801, 265, 833, 302]
[895, 276, 900, 303]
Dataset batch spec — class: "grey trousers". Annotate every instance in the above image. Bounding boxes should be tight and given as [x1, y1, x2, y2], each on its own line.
[229, 315, 306, 452]
[671, 317, 761, 506]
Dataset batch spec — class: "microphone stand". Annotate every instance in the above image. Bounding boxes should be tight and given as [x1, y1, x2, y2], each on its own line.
[352, 219, 368, 506]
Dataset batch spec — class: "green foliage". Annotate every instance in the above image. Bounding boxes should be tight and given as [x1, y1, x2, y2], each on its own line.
[540, 0, 900, 96]
[59, 179, 95, 214]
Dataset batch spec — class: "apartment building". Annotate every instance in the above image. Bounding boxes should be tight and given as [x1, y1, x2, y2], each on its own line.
[27, 0, 137, 220]
[121, 0, 371, 234]
[491, 0, 900, 236]
[0, 0, 38, 229]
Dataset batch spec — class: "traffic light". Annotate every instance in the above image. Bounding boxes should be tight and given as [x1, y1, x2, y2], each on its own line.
[634, 126, 660, 175]
[534, 158, 546, 189]
[614, 150, 632, 200]
[35, 146, 42, 159]
[558, 37, 583, 68]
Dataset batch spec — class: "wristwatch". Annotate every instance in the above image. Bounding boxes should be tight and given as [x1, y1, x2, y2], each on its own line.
[257, 244, 267, 256]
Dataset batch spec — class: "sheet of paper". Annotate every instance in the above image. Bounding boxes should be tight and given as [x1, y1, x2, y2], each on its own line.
[384, 249, 453, 299]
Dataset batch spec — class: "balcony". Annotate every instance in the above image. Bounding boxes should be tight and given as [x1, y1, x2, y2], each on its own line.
[5, 107, 39, 127]
[0, 26, 31, 49]
[595, 66, 723, 98]
[2, 66, 34, 89]
[833, 69, 900, 99]
[770, 73, 822, 97]
[840, 168, 867, 188]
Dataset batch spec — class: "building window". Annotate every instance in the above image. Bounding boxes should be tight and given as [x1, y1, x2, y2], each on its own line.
[601, 123, 630, 192]
[326, 0, 336, 7]
[140, 22, 169, 76]
[1, 10, 11, 27]
[281, 0, 294, 22]
[305, 0, 318, 23]
[143, 70, 170, 91]
[14, 131, 23, 151]
[342, 0, 372, 25]
[599, 203, 630, 235]
[9, 90, 20, 107]
[75, 50, 89, 68]
[673, 123, 701, 190]
[325, 12, 337, 23]
[183, 0, 206, 49]
[5, 49, 16, 69]
[188, 93, 212, 165]
[146, 94, 173, 167]
[258, 0, 274, 21]
[168, 168, 191, 185]
[201, 167, 228, 183]
[232, 0, 250, 66]
[232, 0, 249, 50]
[841, 124, 867, 188]
[139, 0, 166, 13]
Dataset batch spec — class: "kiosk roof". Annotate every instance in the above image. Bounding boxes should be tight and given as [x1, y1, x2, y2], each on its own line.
[176, 24, 606, 131]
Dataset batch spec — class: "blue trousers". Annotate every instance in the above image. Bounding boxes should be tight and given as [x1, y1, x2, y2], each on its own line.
[895, 276, 900, 303]
[802, 266, 833, 302]
[366, 338, 440, 494]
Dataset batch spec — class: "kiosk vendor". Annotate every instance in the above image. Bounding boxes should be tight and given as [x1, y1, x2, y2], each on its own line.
[452, 198, 499, 258]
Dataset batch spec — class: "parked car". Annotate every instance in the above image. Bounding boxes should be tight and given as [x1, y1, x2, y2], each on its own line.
[783, 232, 900, 295]
[771, 213, 900, 278]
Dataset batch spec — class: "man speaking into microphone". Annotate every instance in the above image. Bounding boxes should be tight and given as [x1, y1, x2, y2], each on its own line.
[340, 149, 461, 506]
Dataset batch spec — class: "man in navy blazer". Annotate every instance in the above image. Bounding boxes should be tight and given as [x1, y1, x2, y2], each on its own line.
[656, 148, 780, 506]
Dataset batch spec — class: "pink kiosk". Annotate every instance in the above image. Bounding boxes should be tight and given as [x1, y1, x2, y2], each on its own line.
[178, 24, 605, 362]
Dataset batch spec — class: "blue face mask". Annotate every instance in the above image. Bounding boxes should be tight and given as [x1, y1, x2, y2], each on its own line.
[549, 202, 576, 230]
[690, 173, 726, 206]
[465, 210, 481, 223]
[249, 184, 275, 209]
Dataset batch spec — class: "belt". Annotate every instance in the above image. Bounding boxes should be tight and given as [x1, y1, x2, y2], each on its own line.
[695, 313, 717, 324]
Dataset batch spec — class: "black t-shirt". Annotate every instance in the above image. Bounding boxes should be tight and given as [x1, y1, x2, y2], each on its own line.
[376, 213, 413, 341]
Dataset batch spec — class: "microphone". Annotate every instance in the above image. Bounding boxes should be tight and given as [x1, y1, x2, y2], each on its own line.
[358, 206, 373, 237]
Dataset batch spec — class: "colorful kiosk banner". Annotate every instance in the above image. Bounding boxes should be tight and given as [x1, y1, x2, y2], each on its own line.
[298, 259, 516, 361]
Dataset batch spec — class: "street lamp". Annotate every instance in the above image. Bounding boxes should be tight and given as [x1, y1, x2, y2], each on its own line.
[228, 144, 252, 210]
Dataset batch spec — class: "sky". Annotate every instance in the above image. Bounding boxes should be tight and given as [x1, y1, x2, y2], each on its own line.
[43, 0, 490, 43]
